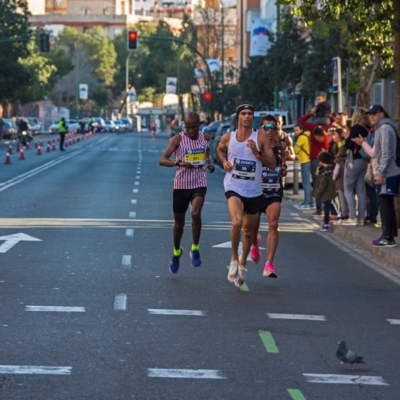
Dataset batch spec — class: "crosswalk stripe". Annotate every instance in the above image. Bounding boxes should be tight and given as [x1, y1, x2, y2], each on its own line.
[0, 365, 72, 375]
[148, 368, 226, 379]
[121, 255, 131, 268]
[303, 373, 389, 385]
[148, 309, 205, 316]
[267, 313, 327, 321]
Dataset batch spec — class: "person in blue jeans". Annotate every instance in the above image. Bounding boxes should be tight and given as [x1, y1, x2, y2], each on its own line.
[293, 124, 313, 209]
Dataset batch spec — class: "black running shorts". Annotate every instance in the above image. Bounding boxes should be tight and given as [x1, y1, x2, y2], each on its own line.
[173, 187, 207, 214]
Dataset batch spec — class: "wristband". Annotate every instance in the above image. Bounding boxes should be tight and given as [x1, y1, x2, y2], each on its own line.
[282, 164, 288, 169]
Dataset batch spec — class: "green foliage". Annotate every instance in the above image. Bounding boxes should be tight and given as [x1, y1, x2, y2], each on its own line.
[239, 57, 274, 109]
[0, 0, 33, 103]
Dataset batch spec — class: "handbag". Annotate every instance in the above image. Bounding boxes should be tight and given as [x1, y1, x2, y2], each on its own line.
[364, 162, 374, 187]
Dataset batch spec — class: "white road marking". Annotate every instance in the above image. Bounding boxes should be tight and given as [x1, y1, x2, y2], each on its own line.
[133, 189, 139, 193]
[129, 212, 136, 218]
[126, 229, 134, 237]
[290, 213, 300, 216]
[303, 373, 389, 385]
[114, 294, 127, 311]
[135, 175, 140, 179]
[387, 319, 400, 325]
[148, 309, 205, 316]
[148, 369, 226, 379]
[0, 233, 42, 253]
[25, 306, 85, 312]
[0, 365, 72, 375]
[121, 255, 131, 268]
[131, 199, 137, 205]
[267, 313, 327, 321]
[134, 181, 139, 185]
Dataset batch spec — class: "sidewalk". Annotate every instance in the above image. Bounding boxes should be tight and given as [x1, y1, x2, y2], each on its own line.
[284, 189, 400, 271]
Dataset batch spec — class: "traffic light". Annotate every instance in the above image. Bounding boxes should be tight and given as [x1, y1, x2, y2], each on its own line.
[203, 92, 212, 102]
[127, 31, 138, 50]
[39, 32, 50, 52]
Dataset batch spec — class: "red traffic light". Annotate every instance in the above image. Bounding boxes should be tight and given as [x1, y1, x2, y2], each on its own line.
[203, 92, 212, 101]
[127, 30, 138, 50]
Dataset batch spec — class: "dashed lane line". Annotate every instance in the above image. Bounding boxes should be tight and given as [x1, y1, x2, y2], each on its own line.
[114, 294, 127, 311]
[121, 255, 131, 269]
[0, 366, 72, 375]
[147, 368, 226, 379]
[129, 211, 136, 218]
[147, 309, 205, 316]
[387, 319, 400, 324]
[25, 306, 85, 312]
[303, 373, 389, 386]
[125, 228, 134, 237]
[267, 313, 327, 321]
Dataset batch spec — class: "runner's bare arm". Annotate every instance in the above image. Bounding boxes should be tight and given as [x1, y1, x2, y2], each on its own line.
[281, 142, 288, 177]
[159, 135, 182, 167]
[203, 133, 215, 173]
[259, 135, 277, 169]
[217, 133, 232, 171]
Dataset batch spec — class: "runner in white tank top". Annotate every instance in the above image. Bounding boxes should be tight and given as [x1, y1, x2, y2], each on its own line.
[216, 102, 277, 288]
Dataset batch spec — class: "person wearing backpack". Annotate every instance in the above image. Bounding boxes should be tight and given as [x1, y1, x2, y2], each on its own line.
[366, 105, 400, 247]
[293, 123, 313, 209]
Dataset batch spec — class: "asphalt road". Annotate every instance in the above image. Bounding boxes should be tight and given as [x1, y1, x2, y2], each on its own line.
[0, 132, 400, 400]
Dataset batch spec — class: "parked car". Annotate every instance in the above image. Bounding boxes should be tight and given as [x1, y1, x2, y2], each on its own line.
[119, 117, 133, 132]
[105, 119, 116, 132]
[202, 120, 226, 139]
[114, 120, 123, 132]
[94, 117, 106, 133]
[1, 119, 17, 140]
[210, 121, 230, 166]
[26, 117, 42, 135]
[48, 119, 80, 134]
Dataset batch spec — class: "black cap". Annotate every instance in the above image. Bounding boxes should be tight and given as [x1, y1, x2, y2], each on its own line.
[235, 102, 254, 119]
[366, 104, 388, 115]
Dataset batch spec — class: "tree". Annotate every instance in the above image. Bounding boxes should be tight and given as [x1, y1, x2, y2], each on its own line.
[0, 0, 33, 103]
[282, 0, 394, 109]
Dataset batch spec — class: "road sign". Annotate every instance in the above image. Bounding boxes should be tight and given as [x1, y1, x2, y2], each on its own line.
[79, 84, 88, 100]
[332, 57, 341, 94]
[128, 90, 136, 103]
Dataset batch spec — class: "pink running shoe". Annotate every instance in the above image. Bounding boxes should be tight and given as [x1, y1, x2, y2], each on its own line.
[250, 235, 262, 265]
[263, 262, 277, 278]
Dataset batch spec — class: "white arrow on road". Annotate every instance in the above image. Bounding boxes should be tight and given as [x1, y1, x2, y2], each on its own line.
[0, 233, 42, 253]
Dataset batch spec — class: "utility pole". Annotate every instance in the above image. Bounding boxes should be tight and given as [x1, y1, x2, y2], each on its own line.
[274, 2, 280, 110]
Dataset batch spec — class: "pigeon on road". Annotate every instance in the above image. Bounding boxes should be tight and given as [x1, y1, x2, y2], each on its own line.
[336, 341, 364, 370]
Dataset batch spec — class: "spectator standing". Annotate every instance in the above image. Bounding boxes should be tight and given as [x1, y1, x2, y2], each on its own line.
[366, 105, 400, 247]
[312, 151, 336, 232]
[342, 107, 370, 226]
[293, 123, 313, 209]
[274, 113, 295, 160]
[298, 112, 333, 215]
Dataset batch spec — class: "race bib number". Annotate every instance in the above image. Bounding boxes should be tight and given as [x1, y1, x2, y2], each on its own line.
[261, 168, 281, 190]
[184, 148, 206, 167]
[232, 158, 257, 180]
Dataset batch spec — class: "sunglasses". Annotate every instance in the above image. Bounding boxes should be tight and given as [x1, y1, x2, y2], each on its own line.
[263, 124, 277, 131]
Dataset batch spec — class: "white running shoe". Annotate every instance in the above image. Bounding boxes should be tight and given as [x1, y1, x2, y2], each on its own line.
[234, 266, 247, 287]
[227, 260, 239, 283]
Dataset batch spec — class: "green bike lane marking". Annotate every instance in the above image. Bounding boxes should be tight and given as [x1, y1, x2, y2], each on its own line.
[287, 389, 308, 400]
[258, 330, 279, 353]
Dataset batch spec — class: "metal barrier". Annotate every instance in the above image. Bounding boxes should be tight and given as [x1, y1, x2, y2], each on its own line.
[292, 160, 300, 195]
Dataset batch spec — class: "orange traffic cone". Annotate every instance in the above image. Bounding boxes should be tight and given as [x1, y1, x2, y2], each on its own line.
[46, 142, 51, 153]
[8, 144, 13, 154]
[5, 152, 11, 164]
[36, 146, 42, 156]
[25, 141, 30, 150]
[52, 142, 56, 151]
[19, 148, 25, 160]
[16, 142, 20, 152]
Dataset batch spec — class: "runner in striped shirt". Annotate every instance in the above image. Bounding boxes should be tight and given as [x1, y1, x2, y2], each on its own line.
[159, 111, 215, 273]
